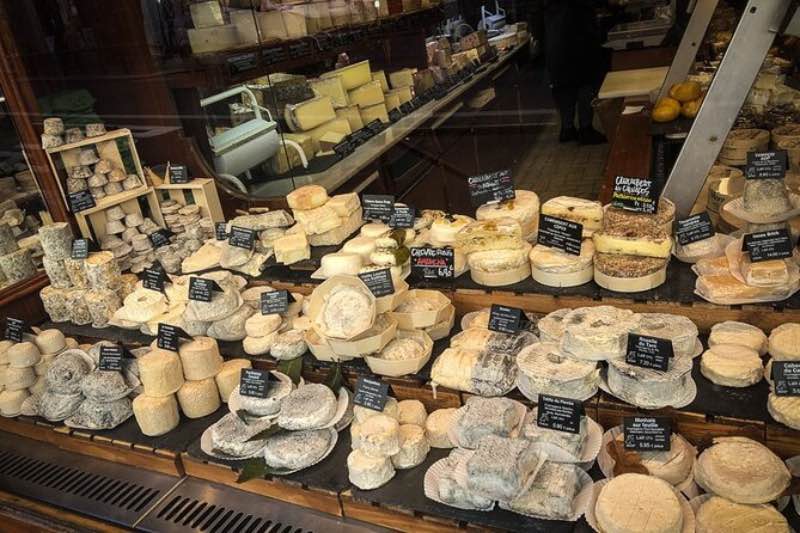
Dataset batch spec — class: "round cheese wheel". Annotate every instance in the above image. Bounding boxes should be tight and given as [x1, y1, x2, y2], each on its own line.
[7, 342, 41, 369]
[767, 393, 800, 430]
[709, 321, 768, 355]
[347, 449, 395, 490]
[139, 349, 184, 397]
[354, 397, 398, 423]
[215, 359, 252, 403]
[695, 496, 789, 533]
[429, 215, 473, 245]
[356, 414, 400, 457]
[0, 340, 13, 365]
[317, 252, 363, 278]
[595, 474, 682, 533]
[243, 332, 278, 356]
[34, 330, 66, 355]
[391, 424, 429, 469]
[425, 408, 457, 448]
[0, 389, 29, 416]
[178, 337, 223, 381]
[132, 394, 180, 436]
[397, 399, 427, 427]
[700, 344, 763, 387]
[768, 322, 800, 360]
[177, 378, 221, 419]
[244, 313, 282, 338]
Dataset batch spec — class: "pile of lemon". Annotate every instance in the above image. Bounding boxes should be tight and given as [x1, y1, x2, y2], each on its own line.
[653, 81, 704, 122]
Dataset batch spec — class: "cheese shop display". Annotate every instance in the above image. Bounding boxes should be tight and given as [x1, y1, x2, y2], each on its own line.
[516, 342, 600, 402]
[693, 495, 790, 533]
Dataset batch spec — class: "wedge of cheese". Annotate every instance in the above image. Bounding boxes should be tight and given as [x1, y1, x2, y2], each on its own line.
[372, 70, 389, 92]
[310, 77, 349, 108]
[385, 93, 401, 112]
[271, 133, 315, 174]
[321, 60, 371, 90]
[387, 87, 413, 105]
[285, 96, 336, 132]
[306, 118, 352, 152]
[336, 105, 364, 131]
[327, 192, 361, 217]
[319, 130, 347, 152]
[348, 80, 384, 108]
[389, 69, 416, 89]
[360, 103, 389, 124]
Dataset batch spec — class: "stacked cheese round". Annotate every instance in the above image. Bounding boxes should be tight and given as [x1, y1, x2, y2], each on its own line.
[475, 190, 540, 240]
[516, 342, 599, 401]
[348, 395, 430, 489]
[0, 337, 51, 417]
[630, 313, 699, 359]
[700, 344, 763, 387]
[560, 306, 639, 361]
[541, 196, 604, 237]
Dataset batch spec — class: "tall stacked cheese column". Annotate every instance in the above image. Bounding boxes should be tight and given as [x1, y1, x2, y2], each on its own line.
[592, 198, 675, 292]
[132, 337, 224, 436]
[531, 196, 603, 287]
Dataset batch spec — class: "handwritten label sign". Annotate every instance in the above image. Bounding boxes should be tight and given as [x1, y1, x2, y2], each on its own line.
[142, 265, 167, 293]
[773, 361, 800, 396]
[611, 176, 657, 214]
[4, 318, 24, 343]
[468, 169, 515, 206]
[228, 226, 255, 250]
[98, 345, 125, 372]
[537, 394, 583, 434]
[149, 229, 173, 249]
[168, 164, 190, 184]
[71, 239, 91, 259]
[389, 205, 415, 229]
[215, 222, 228, 241]
[410, 246, 455, 279]
[353, 376, 389, 412]
[358, 268, 395, 297]
[261, 290, 293, 315]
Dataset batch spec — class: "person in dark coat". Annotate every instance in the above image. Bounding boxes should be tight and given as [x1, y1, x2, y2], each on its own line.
[534, 0, 610, 144]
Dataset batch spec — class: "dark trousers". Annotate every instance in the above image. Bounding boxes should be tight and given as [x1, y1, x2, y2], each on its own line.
[552, 84, 596, 132]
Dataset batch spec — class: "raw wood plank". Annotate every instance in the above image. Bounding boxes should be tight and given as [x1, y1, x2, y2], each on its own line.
[766, 422, 800, 459]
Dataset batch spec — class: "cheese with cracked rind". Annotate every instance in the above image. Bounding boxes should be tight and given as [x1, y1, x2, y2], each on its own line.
[595, 474, 683, 533]
[560, 306, 639, 361]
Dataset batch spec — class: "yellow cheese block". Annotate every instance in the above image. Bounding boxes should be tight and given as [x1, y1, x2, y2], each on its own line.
[389, 69, 416, 89]
[321, 60, 372, 90]
[385, 93, 401, 112]
[188, 25, 240, 55]
[387, 87, 413, 105]
[319, 131, 347, 152]
[285, 96, 337, 132]
[310, 77, 349, 108]
[359, 103, 389, 124]
[372, 70, 389, 92]
[271, 133, 315, 174]
[348, 80, 384, 108]
[306, 118, 352, 152]
[592, 232, 673, 259]
[336, 105, 365, 131]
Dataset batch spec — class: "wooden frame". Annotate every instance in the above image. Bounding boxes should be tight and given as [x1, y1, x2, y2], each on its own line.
[155, 178, 225, 223]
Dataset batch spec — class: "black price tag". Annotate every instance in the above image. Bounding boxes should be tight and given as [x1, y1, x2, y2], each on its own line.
[188, 277, 223, 302]
[400, 102, 413, 114]
[261, 290, 293, 315]
[488, 304, 528, 334]
[157, 323, 192, 352]
[353, 376, 389, 411]
[71, 239, 90, 259]
[468, 169, 515, 206]
[537, 215, 583, 256]
[363, 194, 395, 223]
[239, 368, 274, 399]
[215, 222, 228, 241]
[626, 333, 674, 371]
[228, 225, 255, 250]
[67, 190, 96, 213]
[366, 120, 384, 135]
[611, 176, 657, 214]
[623, 417, 672, 451]
[743, 229, 793, 262]
[433, 84, 448, 99]
[149, 229, 173, 249]
[142, 265, 167, 292]
[389, 205, 415, 229]
[227, 52, 257, 74]
[410, 96, 424, 109]
[351, 128, 374, 145]
[4, 318, 24, 343]
[676, 213, 714, 246]
[388, 109, 402, 122]
[746, 151, 787, 179]
[358, 268, 395, 297]
[333, 137, 356, 158]
[168, 164, 190, 184]
[98, 345, 125, 372]
[774, 362, 800, 396]
[410, 246, 455, 279]
[537, 394, 583, 434]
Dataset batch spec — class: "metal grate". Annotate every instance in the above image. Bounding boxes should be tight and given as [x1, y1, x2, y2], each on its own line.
[0, 432, 180, 528]
[137, 478, 389, 533]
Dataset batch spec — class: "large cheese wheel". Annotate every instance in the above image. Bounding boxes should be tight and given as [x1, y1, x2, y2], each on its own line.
[215, 359, 252, 403]
[425, 408, 457, 448]
[7, 342, 41, 368]
[596, 474, 682, 533]
[177, 378, 221, 419]
[178, 337, 223, 380]
[132, 394, 180, 436]
[139, 349, 185, 397]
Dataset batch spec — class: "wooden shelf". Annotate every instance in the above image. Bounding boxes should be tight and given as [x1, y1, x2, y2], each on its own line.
[45, 129, 136, 155]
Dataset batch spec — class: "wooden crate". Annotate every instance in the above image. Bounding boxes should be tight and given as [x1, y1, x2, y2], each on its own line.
[73, 187, 164, 240]
[155, 178, 224, 223]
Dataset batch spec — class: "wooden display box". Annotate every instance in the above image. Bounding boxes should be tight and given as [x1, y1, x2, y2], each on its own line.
[155, 178, 225, 223]
[73, 187, 164, 240]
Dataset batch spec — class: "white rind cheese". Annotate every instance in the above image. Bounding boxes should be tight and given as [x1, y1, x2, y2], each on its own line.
[700, 344, 763, 387]
[354, 397, 399, 423]
[560, 306, 639, 361]
[348, 449, 395, 489]
[287, 185, 329, 210]
[768, 322, 800, 360]
[629, 313, 699, 359]
[397, 399, 427, 426]
[695, 496, 789, 533]
[612, 433, 693, 486]
[709, 321, 768, 355]
[475, 190, 540, 239]
[595, 474, 683, 533]
[0, 389, 29, 416]
[425, 408, 457, 448]
[176, 378, 221, 419]
[354, 414, 400, 457]
[391, 424, 429, 469]
[178, 337, 223, 381]
[516, 342, 599, 401]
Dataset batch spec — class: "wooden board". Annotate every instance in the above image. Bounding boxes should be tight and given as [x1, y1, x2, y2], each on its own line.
[0, 416, 58, 445]
[766, 422, 800, 459]
[598, 66, 668, 100]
